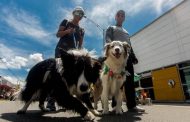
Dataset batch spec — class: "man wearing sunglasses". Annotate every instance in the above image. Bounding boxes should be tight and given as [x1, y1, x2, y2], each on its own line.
[55, 6, 85, 57]
[46, 6, 85, 111]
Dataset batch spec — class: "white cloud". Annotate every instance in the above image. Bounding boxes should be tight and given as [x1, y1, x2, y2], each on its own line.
[86, 0, 183, 27]
[0, 43, 28, 69]
[0, 0, 183, 85]
[0, 56, 28, 69]
[1, 6, 54, 46]
[28, 53, 44, 67]
[58, 0, 183, 37]
[3, 76, 25, 86]
[3, 76, 19, 85]
[0, 43, 15, 58]
[71, 0, 85, 5]
[0, 53, 44, 70]
[0, 43, 43, 70]
[151, 0, 183, 15]
[29, 53, 44, 63]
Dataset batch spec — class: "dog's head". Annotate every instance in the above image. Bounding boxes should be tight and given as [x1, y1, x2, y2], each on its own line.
[104, 41, 130, 59]
[59, 49, 101, 94]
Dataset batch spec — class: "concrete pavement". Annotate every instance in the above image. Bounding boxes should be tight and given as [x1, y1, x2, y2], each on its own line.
[0, 101, 190, 122]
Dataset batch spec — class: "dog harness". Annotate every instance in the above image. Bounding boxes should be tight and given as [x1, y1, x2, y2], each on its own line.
[103, 64, 126, 81]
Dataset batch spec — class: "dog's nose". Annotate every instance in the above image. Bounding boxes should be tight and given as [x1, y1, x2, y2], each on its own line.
[80, 83, 89, 92]
[115, 48, 120, 53]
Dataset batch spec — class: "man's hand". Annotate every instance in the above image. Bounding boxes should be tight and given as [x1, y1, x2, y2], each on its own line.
[133, 58, 138, 65]
[66, 27, 75, 34]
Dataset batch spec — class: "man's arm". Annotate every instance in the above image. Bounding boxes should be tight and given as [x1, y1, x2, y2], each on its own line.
[130, 47, 138, 64]
[56, 19, 75, 38]
[105, 26, 113, 43]
[56, 26, 75, 38]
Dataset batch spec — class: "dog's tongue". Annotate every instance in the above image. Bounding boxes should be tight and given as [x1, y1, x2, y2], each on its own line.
[115, 53, 120, 59]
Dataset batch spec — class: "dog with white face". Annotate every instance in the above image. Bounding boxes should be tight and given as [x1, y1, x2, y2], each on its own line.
[17, 49, 102, 121]
[100, 41, 130, 114]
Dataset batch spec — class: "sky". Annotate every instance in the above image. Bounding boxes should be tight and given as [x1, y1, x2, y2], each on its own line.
[0, 0, 183, 85]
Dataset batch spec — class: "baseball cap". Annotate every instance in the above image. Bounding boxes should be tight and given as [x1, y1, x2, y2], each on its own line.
[72, 6, 85, 18]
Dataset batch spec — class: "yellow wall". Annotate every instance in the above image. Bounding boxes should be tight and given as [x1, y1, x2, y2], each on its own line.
[152, 66, 184, 101]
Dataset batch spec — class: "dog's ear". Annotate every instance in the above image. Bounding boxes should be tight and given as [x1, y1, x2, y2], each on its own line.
[104, 43, 111, 57]
[91, 58, 102, 67]
[91, 59, 102, 84]
[97, 57, 106, 65]
[122, 42, 131, 57]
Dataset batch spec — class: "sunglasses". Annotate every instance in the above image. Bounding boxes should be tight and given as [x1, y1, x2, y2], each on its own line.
[73, 11, 84, 18]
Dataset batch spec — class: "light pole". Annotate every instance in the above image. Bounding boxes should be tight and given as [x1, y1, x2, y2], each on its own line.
[84, 16, 106, 47]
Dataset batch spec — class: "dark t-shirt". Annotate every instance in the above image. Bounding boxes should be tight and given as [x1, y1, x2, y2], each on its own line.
[55, 19, 84, 54]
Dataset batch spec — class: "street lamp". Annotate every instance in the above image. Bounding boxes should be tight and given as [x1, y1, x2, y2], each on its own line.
[84, 16, 106, 47]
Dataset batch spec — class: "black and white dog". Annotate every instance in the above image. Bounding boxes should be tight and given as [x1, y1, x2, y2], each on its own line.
[17, 49, 102, 121]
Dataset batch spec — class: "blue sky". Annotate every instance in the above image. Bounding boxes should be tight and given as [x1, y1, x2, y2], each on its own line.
[0, 0, 183, 85]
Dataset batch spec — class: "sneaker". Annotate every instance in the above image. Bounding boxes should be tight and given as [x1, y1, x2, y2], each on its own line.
[128, 106, 145, 113]
[46, 104, 56, 112]
[46, 106, 56, 112]
[46, 100, 56, 112]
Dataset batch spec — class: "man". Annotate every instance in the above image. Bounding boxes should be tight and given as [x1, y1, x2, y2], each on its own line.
[105, 10, 145, 112]
[46, 6, 85, 111]
[55, 6, 85, 57]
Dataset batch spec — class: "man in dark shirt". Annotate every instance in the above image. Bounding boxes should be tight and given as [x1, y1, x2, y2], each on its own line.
[55, 7, 85, 57]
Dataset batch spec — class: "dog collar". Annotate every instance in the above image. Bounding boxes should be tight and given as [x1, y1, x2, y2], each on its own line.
[103, 64, 125, 80]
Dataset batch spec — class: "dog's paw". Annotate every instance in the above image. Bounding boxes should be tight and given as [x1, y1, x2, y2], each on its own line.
[116, 110, 123, 115]
[102, 109, 109, 114]
[39, 104, 49, 112]
[90, 109, 102, 116]
[116, 108, 123, 115]
[84, 111, 95, 121]
[17, 110, 26, 114]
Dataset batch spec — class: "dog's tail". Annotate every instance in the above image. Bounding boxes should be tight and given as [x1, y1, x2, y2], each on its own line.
[19, 59, 53, 102]
[19, 75, 43, 102]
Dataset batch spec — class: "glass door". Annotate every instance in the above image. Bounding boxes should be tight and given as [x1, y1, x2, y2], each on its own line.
[180, 68, 190, 100]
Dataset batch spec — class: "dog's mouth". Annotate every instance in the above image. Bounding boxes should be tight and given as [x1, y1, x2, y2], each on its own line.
[112, 52, 121, 59]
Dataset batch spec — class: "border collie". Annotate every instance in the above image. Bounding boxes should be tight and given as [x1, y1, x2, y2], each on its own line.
[17, 49, 101, 121]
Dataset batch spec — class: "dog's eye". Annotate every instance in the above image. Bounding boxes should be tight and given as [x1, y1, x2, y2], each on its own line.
[111, 45, 114, 48]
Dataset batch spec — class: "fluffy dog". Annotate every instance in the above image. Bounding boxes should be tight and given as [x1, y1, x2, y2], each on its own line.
[17, 49, 101, 121]
[100, 41, 130, 114]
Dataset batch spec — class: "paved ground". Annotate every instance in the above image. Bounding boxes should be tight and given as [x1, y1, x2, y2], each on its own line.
[1, 101, 190, 122]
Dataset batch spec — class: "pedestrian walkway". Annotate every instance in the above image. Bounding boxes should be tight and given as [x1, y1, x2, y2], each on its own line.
[0, 101, 190, 122]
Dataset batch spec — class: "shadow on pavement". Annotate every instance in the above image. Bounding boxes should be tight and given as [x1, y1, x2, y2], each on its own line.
[1, 110, 83, 122]
[1, 110, 145, 122]
[97, 111, 144, 122]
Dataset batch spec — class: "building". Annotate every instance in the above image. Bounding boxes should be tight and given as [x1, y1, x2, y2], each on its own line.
[131, 0, 190, 102]
[0, 76, 15, 99]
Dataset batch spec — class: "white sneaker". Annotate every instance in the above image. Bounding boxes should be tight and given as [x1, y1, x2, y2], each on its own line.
[128, 106, 145, 112]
